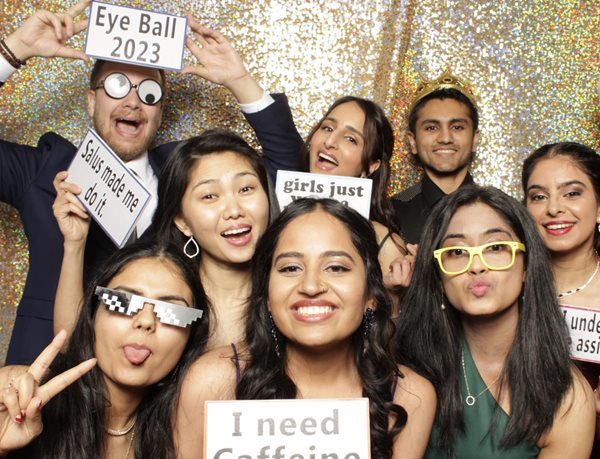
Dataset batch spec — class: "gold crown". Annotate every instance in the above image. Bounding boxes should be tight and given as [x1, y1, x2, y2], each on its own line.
[410, 68, 478, 110]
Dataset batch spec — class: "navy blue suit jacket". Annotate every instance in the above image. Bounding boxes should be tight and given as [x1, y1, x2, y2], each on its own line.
[0, 132, 176, 364]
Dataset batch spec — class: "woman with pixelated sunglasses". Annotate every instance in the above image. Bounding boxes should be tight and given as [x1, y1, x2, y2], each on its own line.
[0, 240, 207, 458]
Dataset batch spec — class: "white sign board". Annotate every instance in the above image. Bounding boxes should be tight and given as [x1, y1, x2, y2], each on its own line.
[68, 129, 151, 248]
[85, 1, 187, 71]
[561, 305, 600, 364]
[205, 398, 370, 459]
[275, 170, 372, 219]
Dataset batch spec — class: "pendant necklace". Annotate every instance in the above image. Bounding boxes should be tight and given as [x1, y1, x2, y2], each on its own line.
[461, 350, 501, 407]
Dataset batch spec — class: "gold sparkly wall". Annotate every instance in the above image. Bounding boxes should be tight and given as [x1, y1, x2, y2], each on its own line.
[1, 0, 599, 362]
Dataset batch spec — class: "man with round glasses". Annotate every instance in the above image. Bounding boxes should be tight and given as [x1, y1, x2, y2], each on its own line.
[0, 1, 177, 364]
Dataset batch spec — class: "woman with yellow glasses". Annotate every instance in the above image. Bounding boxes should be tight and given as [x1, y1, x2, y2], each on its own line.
[395, 185, 594, 458]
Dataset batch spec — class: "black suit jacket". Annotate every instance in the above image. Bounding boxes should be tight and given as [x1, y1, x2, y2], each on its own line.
[0, 132, 176, 364]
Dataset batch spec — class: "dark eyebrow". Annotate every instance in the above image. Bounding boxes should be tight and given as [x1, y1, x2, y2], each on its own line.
[110, 286, 190, 307]
[324, 116, 365, 140]
[442, 227, 514, 244]
[527, 180, 588, 194]
[273, 250, 355, 263]
[192, 171, 259, 190]
[421, 117, 469, 125]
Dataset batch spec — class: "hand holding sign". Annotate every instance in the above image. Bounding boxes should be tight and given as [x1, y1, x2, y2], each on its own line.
[0, 330, 96, 454]
[4, 0, 90, 62]
[52, 171, 91, 245]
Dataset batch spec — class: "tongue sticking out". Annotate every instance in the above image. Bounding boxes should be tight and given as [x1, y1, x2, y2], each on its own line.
[124, 346, 151, 365]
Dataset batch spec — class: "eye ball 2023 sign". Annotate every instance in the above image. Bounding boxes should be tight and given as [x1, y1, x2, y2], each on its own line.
[205, 398, 370, 459]
[85, 1, 187, 71]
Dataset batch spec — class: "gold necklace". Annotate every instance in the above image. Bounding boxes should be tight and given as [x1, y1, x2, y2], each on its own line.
[105, 416, 136, 436]
[461, 350, 501, 406]
[123, 426, 135, 459]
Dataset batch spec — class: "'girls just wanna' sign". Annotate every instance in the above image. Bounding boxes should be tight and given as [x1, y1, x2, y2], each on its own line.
[204, 398, 370, 458]
[275, 170, 372, 219]
[561, 304, 600, 364]
[85, 1, 187, 70]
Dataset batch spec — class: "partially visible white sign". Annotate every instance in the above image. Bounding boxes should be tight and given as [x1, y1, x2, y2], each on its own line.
[205, 398, 370, 459]
[85, 1, 187, 71]
[68, 129, 151, 248]
[275, 170, 372, 219]
[561, 304, 600, 364]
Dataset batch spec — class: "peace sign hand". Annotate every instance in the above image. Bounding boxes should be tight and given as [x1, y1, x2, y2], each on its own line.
[0, 330, 96, 454]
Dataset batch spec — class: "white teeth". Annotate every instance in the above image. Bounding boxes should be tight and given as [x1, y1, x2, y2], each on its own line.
[222, 227, 250, 236]
[318, 152, 338, 166]
[546, 223, 573, 230]
[296, 306, 334, 316]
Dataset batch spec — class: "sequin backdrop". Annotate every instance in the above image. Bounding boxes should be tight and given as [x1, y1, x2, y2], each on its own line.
[1, 0, 599, 362]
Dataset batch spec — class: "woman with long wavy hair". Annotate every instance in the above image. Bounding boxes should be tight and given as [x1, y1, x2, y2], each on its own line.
[175, 198, 435, 459]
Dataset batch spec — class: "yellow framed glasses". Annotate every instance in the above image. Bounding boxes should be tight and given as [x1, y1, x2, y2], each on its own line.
[433, 241, 526, 275]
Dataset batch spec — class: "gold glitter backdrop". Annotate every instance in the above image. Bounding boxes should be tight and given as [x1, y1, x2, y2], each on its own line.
[1, 0, 599, 362]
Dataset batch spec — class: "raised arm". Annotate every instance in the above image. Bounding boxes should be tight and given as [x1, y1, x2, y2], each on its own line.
[52, 171, 90, 340]
[3, 0, 89, 65]
[183, 18, 303, 180]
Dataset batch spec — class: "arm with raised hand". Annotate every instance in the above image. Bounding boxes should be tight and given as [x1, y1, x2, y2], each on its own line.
[183, 17, 303, 179]
[2, 0, 90, 65]
[52, 171, 90, 341]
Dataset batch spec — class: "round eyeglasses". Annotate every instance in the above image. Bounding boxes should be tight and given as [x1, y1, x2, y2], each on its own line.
[433, 241, 526, 275]
[94, 72, 163, 106]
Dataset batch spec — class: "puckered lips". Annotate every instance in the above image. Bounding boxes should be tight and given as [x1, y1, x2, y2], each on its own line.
[468, 279, 491, 298]
[220, 224, 253, 247]
[123, 343, 152, 365]
[542, 220, 574, 237]
[314, 150, 339, 172]
[291, 299, 337, 322]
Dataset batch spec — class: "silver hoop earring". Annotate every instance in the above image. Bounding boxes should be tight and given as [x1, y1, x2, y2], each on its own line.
[183, 236, 200, 259]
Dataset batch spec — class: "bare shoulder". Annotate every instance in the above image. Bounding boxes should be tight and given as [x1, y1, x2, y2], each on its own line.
[181, 344, 239, 400]
[537, 367, 595, 455]
[394, 364, 436, 413]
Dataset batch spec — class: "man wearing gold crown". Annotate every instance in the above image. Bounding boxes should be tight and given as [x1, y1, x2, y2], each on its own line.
[391, 69, 480, 244]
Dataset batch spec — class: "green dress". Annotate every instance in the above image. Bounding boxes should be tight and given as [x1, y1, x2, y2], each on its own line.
[425, 343, 540, 458]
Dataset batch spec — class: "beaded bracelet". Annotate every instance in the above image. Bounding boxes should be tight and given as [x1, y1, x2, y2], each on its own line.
[0, 39, 26, 69]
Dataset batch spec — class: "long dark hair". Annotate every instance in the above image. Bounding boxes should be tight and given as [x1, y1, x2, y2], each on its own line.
[522, 141, 600, 252]
[153, 129, 274, 260]
[236, 198, 407, 458]
[300, 96, 398, 232]
[12, 241, 209, 459]
[395, 185, 572, 455]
